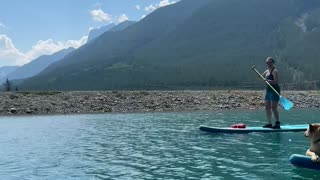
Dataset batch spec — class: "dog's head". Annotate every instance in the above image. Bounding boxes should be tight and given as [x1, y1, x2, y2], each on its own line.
[305, 123, 320, 138]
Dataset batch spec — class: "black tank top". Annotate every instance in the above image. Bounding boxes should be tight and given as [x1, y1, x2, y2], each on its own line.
[266, 67, 280, 93]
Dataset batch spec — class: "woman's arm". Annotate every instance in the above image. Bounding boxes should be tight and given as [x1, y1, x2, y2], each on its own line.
[262, 70, 268, 78]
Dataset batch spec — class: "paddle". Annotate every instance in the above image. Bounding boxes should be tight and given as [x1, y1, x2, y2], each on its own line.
[252, 66, 294, 111]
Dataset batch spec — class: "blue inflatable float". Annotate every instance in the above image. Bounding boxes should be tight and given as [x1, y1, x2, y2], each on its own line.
[289, 154, 320, 171]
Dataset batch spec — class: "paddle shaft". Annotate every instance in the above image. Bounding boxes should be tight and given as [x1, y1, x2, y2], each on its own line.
[252, 66, 280, 96]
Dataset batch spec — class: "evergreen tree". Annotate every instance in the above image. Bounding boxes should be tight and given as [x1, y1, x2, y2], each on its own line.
[4, 78, 11, 91]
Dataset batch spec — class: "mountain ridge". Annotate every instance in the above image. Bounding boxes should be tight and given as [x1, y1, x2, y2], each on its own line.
[19, 0, 320, 90]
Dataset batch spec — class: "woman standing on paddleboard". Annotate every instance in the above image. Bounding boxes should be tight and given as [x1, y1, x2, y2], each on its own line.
[262, 57, 281, 129]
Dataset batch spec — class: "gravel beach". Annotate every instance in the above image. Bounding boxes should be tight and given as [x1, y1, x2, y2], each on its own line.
[0, 90, 319, 115]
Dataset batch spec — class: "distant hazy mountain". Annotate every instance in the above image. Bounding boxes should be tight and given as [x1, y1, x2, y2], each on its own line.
[0, 66, 19, 81]
[20, 0, 320, 90]
[87, 23, 116, 42]
[7, 47, 74, 81]
[109, 21, 136, 32]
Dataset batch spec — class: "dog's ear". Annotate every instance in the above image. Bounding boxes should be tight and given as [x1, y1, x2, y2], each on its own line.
[309, 123, 316, 132]
[309, 123, 314, 131]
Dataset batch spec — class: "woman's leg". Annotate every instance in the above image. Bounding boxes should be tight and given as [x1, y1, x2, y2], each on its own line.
[271, 101, 279, 122]
[265, 100, 272, 124]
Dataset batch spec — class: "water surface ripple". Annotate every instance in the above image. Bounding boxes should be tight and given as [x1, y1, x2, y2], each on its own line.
[0, 109, 319, 179]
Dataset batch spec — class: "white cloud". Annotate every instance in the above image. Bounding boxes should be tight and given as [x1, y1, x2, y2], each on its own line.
[25, 36, 88, 60]
[0, 34, 88, 67]
[65, 36, 88, 48]
[145, 0, 177, 12]
[135, 5, 141, 10]
[159, 0, 175, 7]
[90, 9, 112, 22]
[118, 14, 129, 23]
[145, 4, 157, 12]
[0, 35, 30, 66]
[141, 15, 146, 19]
[88, 27, 95, 32]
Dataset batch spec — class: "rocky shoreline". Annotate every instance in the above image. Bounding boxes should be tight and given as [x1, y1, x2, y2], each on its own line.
[0, 90, 319, 115]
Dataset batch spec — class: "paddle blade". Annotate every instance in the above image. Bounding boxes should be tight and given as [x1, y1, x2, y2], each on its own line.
[280, 96, 294, 111]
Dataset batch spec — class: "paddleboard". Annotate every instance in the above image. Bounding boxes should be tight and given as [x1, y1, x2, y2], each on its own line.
[289, 154, 320, 171]
[199, 124, 308, 133]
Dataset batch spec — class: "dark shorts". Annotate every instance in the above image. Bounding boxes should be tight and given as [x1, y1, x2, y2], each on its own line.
[265, 91, 280, 102]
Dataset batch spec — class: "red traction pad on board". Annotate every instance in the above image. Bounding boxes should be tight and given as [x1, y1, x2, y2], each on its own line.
[231, 123, 246, 128]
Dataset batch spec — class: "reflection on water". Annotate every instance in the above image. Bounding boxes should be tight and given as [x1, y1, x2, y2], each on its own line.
[0, 109, 319, 179]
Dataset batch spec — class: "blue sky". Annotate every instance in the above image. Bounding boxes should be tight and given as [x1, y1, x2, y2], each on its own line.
[0, 0, 178, 67]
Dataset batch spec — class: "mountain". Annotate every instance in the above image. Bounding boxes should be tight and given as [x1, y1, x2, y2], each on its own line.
[19, 0, 320, 90]
[109, 21, 136, 32]
[87, 21, 136, 43]
[87, 23, 116, 42]
[0, 66, 19, 81]
[7, 47, 74, 81]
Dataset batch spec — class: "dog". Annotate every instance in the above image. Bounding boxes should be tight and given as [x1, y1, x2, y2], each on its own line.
[304, 123, 320, 162]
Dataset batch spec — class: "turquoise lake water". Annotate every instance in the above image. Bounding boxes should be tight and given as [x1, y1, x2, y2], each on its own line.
[0, 109, 320, 180]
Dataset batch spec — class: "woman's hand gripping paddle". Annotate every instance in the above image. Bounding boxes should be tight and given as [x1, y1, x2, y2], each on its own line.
[252, 66, 294, 111]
